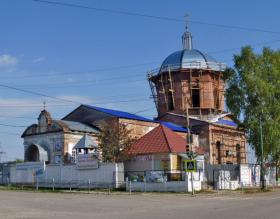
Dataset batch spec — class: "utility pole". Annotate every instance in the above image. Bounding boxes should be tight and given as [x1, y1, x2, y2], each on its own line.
[259, 117, 265, 190]
[186, 105, 194, 196]
[0, 143, 6, 163]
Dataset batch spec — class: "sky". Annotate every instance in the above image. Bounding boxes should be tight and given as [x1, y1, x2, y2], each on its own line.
[0, 0, 280, 161]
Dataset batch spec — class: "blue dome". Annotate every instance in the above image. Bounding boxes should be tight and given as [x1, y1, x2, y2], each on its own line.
[160, 49, 225, 72]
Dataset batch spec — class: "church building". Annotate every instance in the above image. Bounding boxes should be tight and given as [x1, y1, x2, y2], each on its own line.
[148, 22, 247, 164]
[21, 23, 247, 167]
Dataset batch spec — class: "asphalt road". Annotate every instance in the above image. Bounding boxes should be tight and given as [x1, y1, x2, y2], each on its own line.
[0, 190, 279, 219]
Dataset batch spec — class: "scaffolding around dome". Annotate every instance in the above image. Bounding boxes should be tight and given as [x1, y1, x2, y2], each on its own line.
[147, 66, 226, 117]
[148, 60, 226, 79]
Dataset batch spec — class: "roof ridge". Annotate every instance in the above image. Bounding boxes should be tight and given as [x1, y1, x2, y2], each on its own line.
[160, 125, 172, 153]
[82, 104, 154, 122]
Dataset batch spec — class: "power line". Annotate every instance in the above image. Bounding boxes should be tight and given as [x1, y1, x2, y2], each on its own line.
[0, 83, 82, 105]
[0, 98, 151, 107]
[0, 61, 158, 80]
[2, 37, 280, 83]
[9, 78, 146, 90]
[0, 123, 26, 128]
[0, 115, 35, 120]
[0, 109, 156, 129]
[31, 0, 280, 35]
[0, 131, 21, 136]
[32, 0, 182, 22]
[207, 38, 280, 55]
[0, 105, 155, 121]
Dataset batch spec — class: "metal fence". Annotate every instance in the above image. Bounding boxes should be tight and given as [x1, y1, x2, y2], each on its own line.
[0, 178, 126, 192]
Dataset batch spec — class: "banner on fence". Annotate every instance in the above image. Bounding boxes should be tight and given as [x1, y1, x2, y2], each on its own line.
[76, 154, 99, 169]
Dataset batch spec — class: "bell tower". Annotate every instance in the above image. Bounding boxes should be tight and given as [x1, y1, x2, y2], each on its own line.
[148, 22, 226, 121]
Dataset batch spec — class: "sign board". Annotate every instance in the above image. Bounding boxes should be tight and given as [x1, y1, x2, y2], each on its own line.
[54, 155, 62, 164]
[76, 154, 99, 169]
[184, 160, 196, 172]
[134, 155, 152, 161]
[196, 160, 204, 171]
[240, 164, 251, 185]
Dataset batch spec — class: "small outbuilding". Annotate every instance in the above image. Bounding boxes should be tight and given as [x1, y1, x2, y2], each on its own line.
[125, 124, 200, 182]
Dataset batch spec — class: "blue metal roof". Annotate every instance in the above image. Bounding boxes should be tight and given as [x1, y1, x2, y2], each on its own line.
[83, 105, 154, 122]
[160, 121, 188, 133]
[160, 49, 225, 72]
[215, 119, 238, 127]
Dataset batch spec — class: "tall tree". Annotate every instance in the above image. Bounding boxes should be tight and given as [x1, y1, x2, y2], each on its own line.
[98, 122, 135, 163]
[225, 46, 280, 163]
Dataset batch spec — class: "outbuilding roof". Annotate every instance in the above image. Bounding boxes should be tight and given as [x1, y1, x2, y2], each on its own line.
[129, 124, 186, 155]
[73, 134, 98, 149]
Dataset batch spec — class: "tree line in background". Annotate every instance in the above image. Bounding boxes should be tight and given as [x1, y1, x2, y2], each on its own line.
[225, 46, 280, 169]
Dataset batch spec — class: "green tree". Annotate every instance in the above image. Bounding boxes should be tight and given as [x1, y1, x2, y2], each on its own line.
[225, 46, 280, 164]
[12, 158, 24, 163]
[98, 122, 135, 163]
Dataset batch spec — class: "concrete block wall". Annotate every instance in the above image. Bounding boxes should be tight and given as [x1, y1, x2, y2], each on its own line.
[8, 162, 124, 188]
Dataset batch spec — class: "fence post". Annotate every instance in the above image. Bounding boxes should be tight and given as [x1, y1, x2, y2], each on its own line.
[185, 172, 188, 193]
[52, 178, 55, 192]
[36, 177, 39, 191]
[69, 181, 72, 192]
[164, 175, 167, 192]
[7, 177, 10, 188]
[129, 181, 132, 195]
[88, 179, 90, 194]
[108, 184, 111, 195]
[144, 177, 146, 193]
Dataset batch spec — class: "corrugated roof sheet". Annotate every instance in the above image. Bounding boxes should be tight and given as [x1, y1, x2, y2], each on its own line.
[83, 105, 154, 122]
[129, 125, 186, 155]
[215, 119, 238, 127]
[160, 121, 188, 132]
[60, 120, 99, 133]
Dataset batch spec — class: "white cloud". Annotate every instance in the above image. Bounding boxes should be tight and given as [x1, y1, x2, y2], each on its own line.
[32, 57, 45, 63]
[0, 54, 18, 67]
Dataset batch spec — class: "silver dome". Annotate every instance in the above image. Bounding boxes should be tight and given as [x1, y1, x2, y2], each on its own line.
[160, 49, 226, 72]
